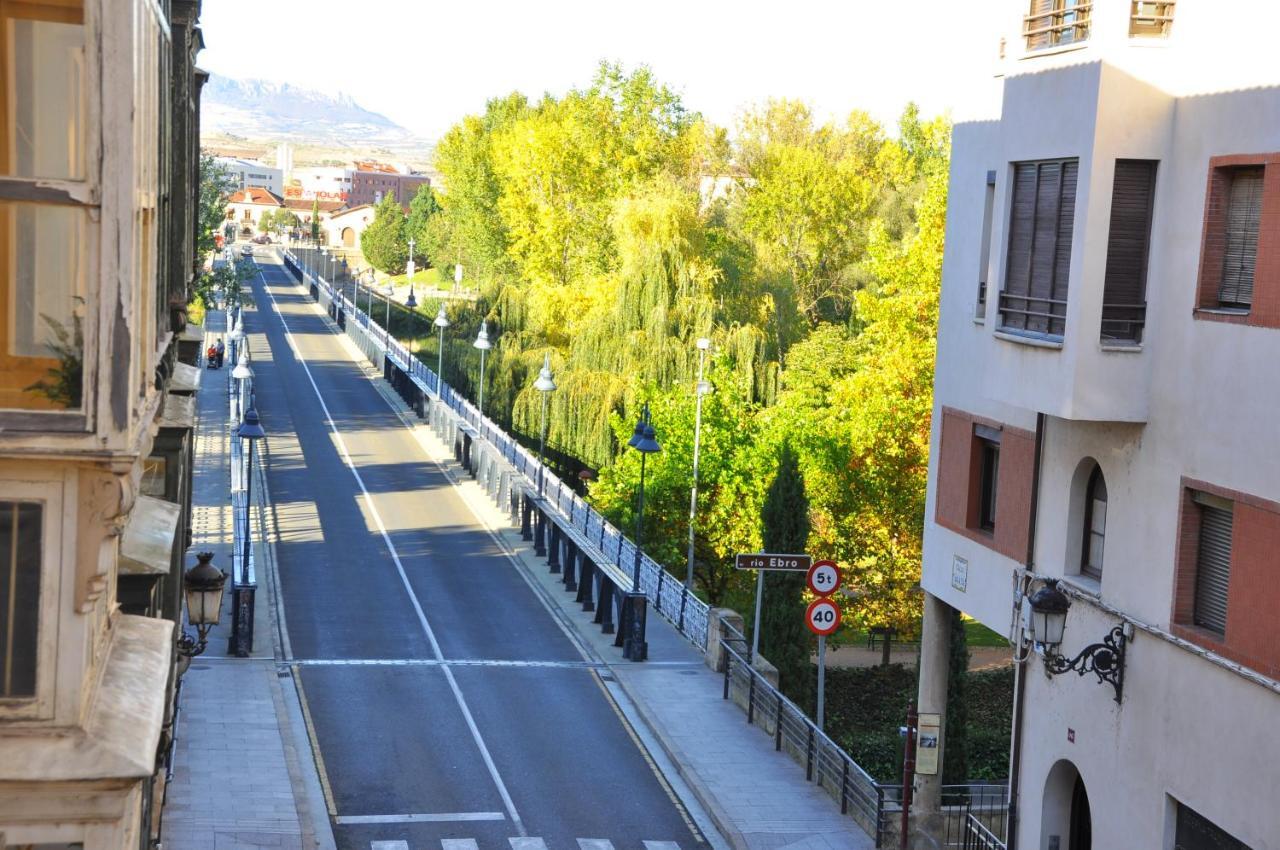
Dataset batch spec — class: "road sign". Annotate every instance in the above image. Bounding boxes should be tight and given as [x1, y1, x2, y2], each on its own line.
[807, 560, 841, 596]
[805, 597, 841, 636]
[734, 552, 811, 572]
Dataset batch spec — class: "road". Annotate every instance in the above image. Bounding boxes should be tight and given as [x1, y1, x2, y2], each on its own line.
[244, 252, 708, 850]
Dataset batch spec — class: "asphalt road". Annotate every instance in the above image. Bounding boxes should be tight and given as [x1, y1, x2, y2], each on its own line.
[244, 252, 705, 850]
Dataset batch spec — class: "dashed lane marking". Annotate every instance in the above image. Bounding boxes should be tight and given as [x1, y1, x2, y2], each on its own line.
[441, 841, 479, 850]
[508, 840, 550, 850]
[338, 812, 504, 825]
[370, 843, 407, 850]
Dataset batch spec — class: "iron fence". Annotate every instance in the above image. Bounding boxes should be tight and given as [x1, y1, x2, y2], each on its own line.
[281, 249, 712, 651]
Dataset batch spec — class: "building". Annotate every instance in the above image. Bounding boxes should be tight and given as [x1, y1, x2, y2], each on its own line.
[914, 2, 1280, 849]
[226, 186, 285, 237]
[348, 168, 430, 209]
[326, 203, 376, 248]
[285, 165, 352, 204]
[0, 0, 207, 846]
[214, 155, 283, 195]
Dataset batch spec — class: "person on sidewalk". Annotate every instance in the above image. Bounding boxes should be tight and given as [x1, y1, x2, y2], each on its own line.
[215, 338, 225, 368]
[207, 344, 218, 369]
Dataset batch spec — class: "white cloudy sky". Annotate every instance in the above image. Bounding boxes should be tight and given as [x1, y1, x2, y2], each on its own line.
[199, 0, 998, 140]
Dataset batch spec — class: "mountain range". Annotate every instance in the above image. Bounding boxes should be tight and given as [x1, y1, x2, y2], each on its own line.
[201, 74, 428, 151]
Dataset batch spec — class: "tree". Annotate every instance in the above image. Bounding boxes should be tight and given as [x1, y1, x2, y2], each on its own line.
[759, 442, 811, 699]
[406, 184, 442, 265]
[943, 607, 970, 784]
[310, 198, 320, 242]
[197, 154, 235, 258]
[360, 192, 409, 274]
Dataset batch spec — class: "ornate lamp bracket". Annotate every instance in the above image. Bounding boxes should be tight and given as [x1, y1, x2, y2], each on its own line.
[1043, 625, 1127, 704]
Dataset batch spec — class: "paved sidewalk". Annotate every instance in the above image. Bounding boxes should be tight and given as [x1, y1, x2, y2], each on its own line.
[346, 334, 872, 850]
[163, 305, 333, 850]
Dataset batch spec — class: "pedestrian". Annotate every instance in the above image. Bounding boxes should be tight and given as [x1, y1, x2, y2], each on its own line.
[207, 344, 218, 369]
[215, 338, 225, 368]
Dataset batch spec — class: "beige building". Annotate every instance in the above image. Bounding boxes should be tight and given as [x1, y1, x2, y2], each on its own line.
[914, 2, 1280, 849]
[0, 0, 207, 847]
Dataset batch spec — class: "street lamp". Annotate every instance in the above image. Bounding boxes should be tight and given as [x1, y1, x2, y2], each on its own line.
[534, 353, 556, 497]
[227, 320, 245, 368]
[473, 321, 491, 417]
[625, 403, 660, 662]
[433, 304, 450, 395]
[176, 551, 227, 662]
[404, 288, 418, 354]
[685, 337, 713, 592]
[454, 263, 464, 293]
[1023, 579, 1129, 703]
[237, 407, 266, 586]
[231, 351, 254, 420]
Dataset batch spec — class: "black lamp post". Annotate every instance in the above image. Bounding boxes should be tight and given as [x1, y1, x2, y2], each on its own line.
[534, 353, 556, 496]
[237, 407, 266, 583]
[624, 403, 660, 661]
[434, 304, 450, 396]
[1026, 578, 1128, 703]
[404, 287, 418, 354]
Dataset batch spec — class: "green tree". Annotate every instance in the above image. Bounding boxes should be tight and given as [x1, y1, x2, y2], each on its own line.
[310, 197, 320, 242]
[360, 193, 409, 274]
[943, 608, 970, 784]
[759, 442, 811, 699]
[406, 183, 442, 265]
[197, 154, 234, 258]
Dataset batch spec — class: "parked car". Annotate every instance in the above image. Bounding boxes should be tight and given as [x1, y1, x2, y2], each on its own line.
[251, 234, 272, 244]
[240, 245, 253, 257]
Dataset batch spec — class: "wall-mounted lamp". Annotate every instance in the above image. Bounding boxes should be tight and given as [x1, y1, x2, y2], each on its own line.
[1021, 579, 1130, 704]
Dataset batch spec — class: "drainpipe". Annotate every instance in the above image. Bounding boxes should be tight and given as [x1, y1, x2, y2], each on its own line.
[1006, 411, 1045, 850]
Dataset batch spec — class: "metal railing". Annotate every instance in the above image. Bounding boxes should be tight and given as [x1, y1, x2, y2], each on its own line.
[1024, 1, 1092, 50]
[964, 813, 1008, 850]
[998, 291, 1067, 338]
[281, 249, 713, 652]
[1130, 1, 1174, 36]
[1100, 300, 1146, 343]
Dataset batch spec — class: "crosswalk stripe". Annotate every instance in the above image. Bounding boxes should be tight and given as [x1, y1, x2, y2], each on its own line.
[643, 843, 682, 850]
[577, 841, 616, 850]
[369, 842, 407, 850]
[508, 839, 549, 850]
[441, 841, 479, 850]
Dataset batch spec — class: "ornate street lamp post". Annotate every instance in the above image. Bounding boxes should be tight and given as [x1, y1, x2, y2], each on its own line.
[534, 353, 556, 497]
[686, 337, 712, 591]
[176, 552, 227, 663]
[473, 321, 491, 417]
[434, 304, 450, 396]
[231, 351, 253, 420]
[624, 404, 660, 661]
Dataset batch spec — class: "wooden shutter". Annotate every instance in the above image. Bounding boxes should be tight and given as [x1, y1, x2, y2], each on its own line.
[1218, 168, 1263, 307]
[1101, 160, 1157, 341]
[1192, 493, 1233, 635]
[1001, 159, 1076, 336]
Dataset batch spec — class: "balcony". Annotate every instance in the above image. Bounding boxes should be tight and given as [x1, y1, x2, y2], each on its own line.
[1023, 1, 1092, 52]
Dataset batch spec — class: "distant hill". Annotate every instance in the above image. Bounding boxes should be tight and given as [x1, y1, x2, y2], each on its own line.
[202, 74, 429, 154]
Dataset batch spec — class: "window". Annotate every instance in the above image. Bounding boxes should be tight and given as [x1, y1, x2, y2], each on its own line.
[0, 0, 89, 414]
[1081, 466, 1107, 579]
[1001, 159, 1079, 337]
[1, 501, 42, 699]
[1131, 1, 1175, 37]
[1217, 168, 1263, 310]
[1191, 491, 1233, 635]
[977, 171, 997, 319]
[1025, 0, 1092, 50]
[1174, 800, 1251, 849]
[977, 430, 1001, 533]
[1101, 160, 1157, 343]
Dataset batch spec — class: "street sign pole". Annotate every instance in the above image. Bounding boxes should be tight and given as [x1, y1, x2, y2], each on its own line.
[805, 561, 841, 735]
[751, 567, 765, 662]
[817, 633, 826, 732]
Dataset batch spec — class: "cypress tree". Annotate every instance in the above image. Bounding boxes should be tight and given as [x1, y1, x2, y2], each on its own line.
[942, 606, 970, 784]
[758, 442, 811, 700]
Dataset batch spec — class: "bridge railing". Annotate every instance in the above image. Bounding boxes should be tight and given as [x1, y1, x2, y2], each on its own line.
[281, 248, 711, 652]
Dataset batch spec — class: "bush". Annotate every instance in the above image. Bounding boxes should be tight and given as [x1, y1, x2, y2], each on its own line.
[811, 662, 1013, 783]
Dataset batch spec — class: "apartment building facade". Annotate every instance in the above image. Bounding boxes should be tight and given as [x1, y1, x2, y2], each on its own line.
[915, 2, 1280, 848]
[213, 155, 283, 196]
[0, 0, 206, 847]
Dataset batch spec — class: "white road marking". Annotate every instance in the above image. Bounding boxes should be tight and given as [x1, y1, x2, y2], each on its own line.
[509, 840, 550, 850]
[339, 812, 504, 824]
[260, 270, 526, 837]
[442, 841, 480, 850]
[577, 841, 617, 850]
[369, 842, 407, 850]
[643, 842, 683, 850]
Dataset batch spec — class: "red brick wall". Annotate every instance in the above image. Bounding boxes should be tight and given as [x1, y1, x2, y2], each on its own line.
[934, 407, 1035, 562]
[1194, 153, 1280, 329]
[1171, 477, 1280, 679]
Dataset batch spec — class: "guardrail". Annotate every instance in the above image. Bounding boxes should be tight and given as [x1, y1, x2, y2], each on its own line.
[280, 248, 712, 652]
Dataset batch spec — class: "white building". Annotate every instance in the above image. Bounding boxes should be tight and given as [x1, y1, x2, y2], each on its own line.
[915, 3, 1280, 849]
[285, 165, 353, 205]
[214, 155, 283, 195]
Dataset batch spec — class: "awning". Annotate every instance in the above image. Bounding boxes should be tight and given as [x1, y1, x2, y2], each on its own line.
[119, 495, 182, 576]
[170, 361, 201, 394]
[158, 393, 196, 430]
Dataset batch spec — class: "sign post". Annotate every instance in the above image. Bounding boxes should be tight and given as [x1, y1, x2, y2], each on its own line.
[805, 560, 841, 733]
[736, 553, 811, 662]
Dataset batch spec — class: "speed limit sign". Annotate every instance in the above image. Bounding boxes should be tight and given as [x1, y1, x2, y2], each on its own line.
[807, 560, 840, 596]
[805, 598, 841, 636]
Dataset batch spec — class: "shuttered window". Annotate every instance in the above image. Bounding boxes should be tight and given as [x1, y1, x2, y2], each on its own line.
[0, 501, 43, 699]
[1101, 160, 1157, 342]
[1001, 159, 1078, 337]
[1218, 168, 1263, 309]
[1192, 492, 1233, 636]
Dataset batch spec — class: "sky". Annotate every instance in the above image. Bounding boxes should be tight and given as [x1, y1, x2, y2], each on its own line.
[199, 0, 998, 141]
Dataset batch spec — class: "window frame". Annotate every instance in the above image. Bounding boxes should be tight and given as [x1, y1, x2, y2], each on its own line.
[1191, 490, 1233, 637]
[1080, 465, 1107, 580]
[1024, 0, 1093, 51]
[976, 430, 1001, 534]
[1216, 167, 1263, 311]
[999, 158, 1080, 340]
[0, 477, 65, 722]
[0, 0, 101, 432]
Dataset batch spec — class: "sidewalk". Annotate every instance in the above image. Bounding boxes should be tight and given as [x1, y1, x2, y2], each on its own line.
[345, 332, 873, 850]
[163, 306, 333, 850]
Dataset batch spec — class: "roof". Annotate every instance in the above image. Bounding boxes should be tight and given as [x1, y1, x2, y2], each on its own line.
[328, 204, 374, 221]
[354, 159, 401, 173]
[284, 198, 344, 213]
[230, 187, 284, 206]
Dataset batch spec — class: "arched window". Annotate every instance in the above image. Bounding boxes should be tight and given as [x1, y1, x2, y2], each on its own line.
[1081, 465, 1107, 579]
